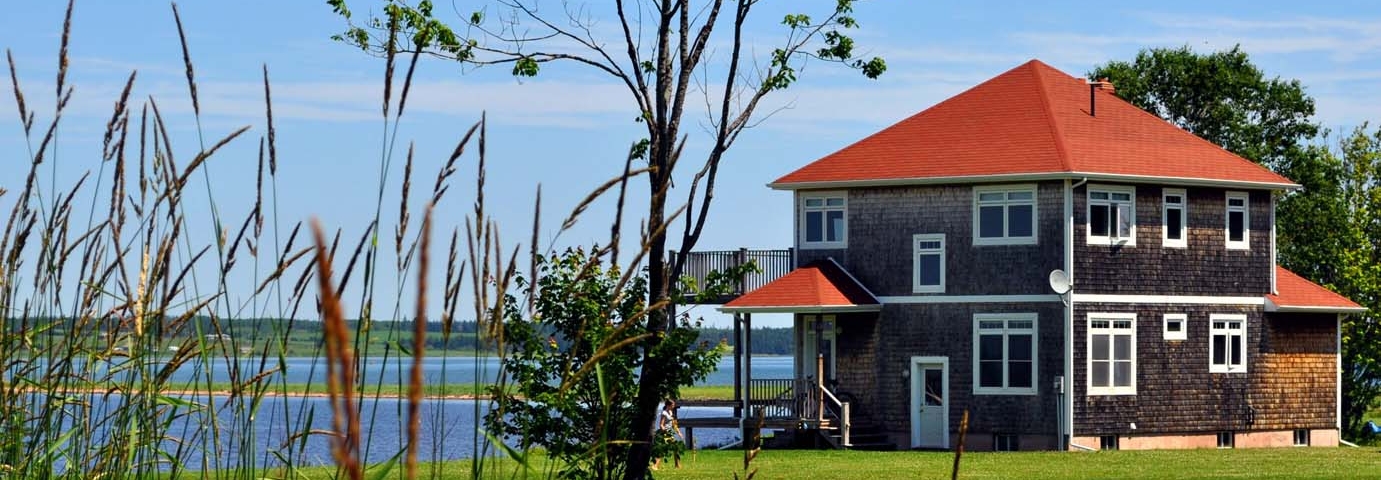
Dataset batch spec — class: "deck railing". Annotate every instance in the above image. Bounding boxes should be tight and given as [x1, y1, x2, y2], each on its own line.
[746, 378, 803, 419]
[744, 377, 833, 424]
[747, 377, 850, 445]
[671, 248, 792, 302]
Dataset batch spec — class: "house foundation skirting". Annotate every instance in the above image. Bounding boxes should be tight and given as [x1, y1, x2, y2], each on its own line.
[1070, 429, 1338, 450]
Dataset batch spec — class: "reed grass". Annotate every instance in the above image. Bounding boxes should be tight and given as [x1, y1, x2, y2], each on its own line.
[1, 2, 725, 479]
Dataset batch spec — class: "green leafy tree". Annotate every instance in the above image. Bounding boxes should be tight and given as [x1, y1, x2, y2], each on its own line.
[483, 248, 720, 479]
[1291, 126, 1381, 438]
[1089, 45, 1317, 170]
[328, 1, 883, 475]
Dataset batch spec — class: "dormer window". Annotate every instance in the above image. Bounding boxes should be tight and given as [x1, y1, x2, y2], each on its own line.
[1225, 192, 1249, 250]
[801, 192, 846, 249]
[973, 185, 1037, 246]
[1088, 185, 1135, 246]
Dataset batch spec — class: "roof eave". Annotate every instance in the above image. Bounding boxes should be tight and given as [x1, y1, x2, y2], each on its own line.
[717, 304, 882, 314]
[770, 172, 1299, 191]
[1265, 297, 1367, 313]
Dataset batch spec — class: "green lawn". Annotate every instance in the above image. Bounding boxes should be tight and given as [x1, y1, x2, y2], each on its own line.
[267, 447, 1381, 479]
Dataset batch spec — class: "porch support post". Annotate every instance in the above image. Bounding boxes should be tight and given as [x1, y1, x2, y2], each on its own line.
[742, 313, 754, 447]
[733, 312, 742, 419]
[817, 353, 825, 425]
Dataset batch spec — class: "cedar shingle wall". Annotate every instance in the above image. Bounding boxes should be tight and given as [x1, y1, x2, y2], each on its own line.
[796, 182, 1064, 296]
[1072, 305, 1337, 436]
[861, 303, 1064, 440]
[1073, 304, 1261, 435]
[1073, 184, 1272, 295]
[834, 312, 880, 424]
[1249, 313, 1337, 430]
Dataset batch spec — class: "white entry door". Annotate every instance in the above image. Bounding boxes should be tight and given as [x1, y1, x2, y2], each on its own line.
[910, 356, 949, 449]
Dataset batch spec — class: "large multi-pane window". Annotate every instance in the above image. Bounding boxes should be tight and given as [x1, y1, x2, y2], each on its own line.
[1226, 192, 1249, 250]
[1210, 314, 1247, 373]
[1163, 188, 1186, 248]
[1088, 313, 1136, 395]
[973, 185, 1037, 245]
[1088, 186, 1135, 246]
[973, 314, 1037, 395]
[801, 193, 846, 248]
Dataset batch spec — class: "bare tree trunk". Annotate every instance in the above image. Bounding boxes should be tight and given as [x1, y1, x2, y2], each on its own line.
[625, 171, 669, 478]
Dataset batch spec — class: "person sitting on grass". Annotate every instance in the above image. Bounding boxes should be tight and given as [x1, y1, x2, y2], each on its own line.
[651, 398, 684, 470]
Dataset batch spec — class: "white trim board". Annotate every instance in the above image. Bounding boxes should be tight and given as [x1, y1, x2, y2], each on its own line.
[1071, 294, 1264, 305]
[879, 294, 1062, 304]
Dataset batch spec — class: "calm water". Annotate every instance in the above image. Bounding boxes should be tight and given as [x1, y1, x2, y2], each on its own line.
[156, 355, 794, 386]
[10, 355, 790, 470]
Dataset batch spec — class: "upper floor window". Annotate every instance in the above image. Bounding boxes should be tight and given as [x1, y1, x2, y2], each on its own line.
[1163, 313, 1187, 341]
[1210, 314, 1247, 373]
[913, 234, 945, 293]
[1088, 185, 1135, 246]
[1088, 313, 1136, 395]
[1225, 192, 1249, 250]
[801, 192, 846, 249]
[973, 185, 1037, 246]
[973, 313, 1037, 395]
[1163, 188, 1186, 248]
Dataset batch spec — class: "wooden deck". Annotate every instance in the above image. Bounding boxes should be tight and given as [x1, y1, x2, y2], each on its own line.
[671, 248, 792, 304]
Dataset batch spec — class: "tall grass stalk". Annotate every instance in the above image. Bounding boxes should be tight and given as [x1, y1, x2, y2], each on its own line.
[3, 2, 722, 479]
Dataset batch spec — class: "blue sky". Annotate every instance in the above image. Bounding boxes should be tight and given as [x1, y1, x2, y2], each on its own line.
[4, 1, 1381, 328]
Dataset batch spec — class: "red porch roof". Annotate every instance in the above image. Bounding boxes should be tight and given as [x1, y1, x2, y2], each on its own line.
[719, 259, 879, 313]
[772, 60, 1297, 190]
[1267, 266, 1366, 313]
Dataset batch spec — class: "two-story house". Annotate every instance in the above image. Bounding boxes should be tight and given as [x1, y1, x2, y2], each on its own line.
[715, 60, 1364, 451]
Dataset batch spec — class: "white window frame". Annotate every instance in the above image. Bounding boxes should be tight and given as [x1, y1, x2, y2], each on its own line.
[1087, 185, 1136, 246]
[1162, 188, 1187, 249]
[972, 313, 1038, 395]
[1163, 313, 1187, 341]
[800, 191, 847, 249]
[912, 234, 945, 293]
[1209, 313, 1248, 373]
[1225, 192, 1249, 250]
[972, 185, 1038, 246]
[1087, 313, 1137, 396]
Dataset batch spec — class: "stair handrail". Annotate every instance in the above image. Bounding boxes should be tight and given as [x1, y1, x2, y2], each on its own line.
[815, 354, 850, 447]
[818, 384, 851, 447]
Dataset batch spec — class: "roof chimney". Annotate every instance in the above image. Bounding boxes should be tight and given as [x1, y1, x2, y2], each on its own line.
[1087, 78, 1114, 116]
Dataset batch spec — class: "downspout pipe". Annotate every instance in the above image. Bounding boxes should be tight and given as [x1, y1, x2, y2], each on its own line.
[1064, 177, 1086, 450]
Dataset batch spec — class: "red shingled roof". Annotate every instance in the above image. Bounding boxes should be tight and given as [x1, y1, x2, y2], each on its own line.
[1267, 266, 1366, 313]
[719, 259, 879, 313]
[772, 60, 1297, 190]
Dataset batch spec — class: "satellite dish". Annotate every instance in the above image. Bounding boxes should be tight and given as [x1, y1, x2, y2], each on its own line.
[1048, 269, 1072, 295]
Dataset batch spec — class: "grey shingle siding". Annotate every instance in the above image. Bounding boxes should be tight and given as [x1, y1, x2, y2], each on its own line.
[835, 303, 1064, 444]
[1072, 303, 1262, 435]
[797, 181, 1064, 296]
[1073, 184, 1272, 295]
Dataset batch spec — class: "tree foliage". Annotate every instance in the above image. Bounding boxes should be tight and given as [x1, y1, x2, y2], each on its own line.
[329, 1, 883, 476]
[1089, 45, 1317, 170]
[483, 248, 720, 479]
[1278, 126, 1381, 438]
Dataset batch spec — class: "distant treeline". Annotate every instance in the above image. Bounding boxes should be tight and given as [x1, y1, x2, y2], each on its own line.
[11, 317, 795, 356]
